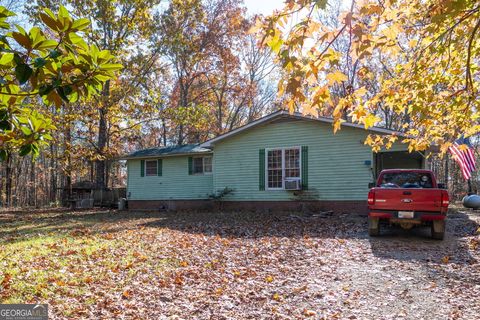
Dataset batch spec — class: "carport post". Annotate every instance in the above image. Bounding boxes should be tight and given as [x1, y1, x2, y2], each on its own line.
[468, 179, 473, 194]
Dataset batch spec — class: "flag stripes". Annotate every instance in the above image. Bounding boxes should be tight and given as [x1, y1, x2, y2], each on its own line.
[448, 138, 476, 180]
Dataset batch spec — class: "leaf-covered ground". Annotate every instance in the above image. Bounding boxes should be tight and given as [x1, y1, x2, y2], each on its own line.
[0, 208, 479, 319]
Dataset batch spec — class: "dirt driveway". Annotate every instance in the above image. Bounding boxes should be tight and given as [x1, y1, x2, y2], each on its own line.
[1, 208, 479, 319]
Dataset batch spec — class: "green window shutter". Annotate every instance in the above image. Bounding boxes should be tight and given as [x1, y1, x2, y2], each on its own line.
[157, 159, 162, 176]
[188, 157, 193, 175]
[259, 149, 265, 190]
[140, 160, 145, 177]
[301, 146, 308, 190]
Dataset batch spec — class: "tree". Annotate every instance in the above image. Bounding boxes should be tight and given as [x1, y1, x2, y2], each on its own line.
[0, 5, 120, 159]
[152, 0, 275, 145]
[0, 5, 120, 206]
[29, 0, 161, 189]
[260, 0, 480, 153]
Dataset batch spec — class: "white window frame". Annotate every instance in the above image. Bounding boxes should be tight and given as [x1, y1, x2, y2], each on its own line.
[203, 156, 213, 174]
[193, 156, 213, 175]
[145, 159, 158, 176]
[265, 147, 301, 190]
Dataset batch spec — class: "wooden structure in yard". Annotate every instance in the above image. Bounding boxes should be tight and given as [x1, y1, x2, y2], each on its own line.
[62, 181, 126, 208]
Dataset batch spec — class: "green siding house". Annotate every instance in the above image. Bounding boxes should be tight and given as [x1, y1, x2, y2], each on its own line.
[123, 111, 425, 212]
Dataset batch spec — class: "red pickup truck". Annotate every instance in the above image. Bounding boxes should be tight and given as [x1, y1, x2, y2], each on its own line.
[367, 169, 449, 239]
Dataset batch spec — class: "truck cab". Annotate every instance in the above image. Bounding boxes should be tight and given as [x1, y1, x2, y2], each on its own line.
[367, 169, 449, 239]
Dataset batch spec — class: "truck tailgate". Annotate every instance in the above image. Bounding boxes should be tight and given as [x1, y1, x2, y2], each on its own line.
[373, 188, 443, 212]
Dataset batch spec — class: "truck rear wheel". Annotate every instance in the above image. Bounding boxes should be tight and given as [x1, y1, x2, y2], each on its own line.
[431, 220, 445, 240]
[368, 217, 380, 236]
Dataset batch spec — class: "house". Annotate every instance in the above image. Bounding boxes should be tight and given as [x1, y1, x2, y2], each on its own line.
[121, 110, 426, 212]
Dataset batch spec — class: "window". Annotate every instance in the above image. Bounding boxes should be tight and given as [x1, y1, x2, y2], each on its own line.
[204, 156, 212, 173]
[193, 157, 203, 174]
[193, 156, 213, 174]
[267, 149, 283, 189]
[145, 160, 157, 176]
[285, 148, 300, 179]
[267, 147, 300, 189]
[379, 172, 433, 189]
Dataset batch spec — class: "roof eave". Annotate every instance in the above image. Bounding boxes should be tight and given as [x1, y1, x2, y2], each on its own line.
[118, 150, 213, 160]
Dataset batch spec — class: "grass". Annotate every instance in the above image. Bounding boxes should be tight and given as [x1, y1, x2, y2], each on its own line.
[0, 209, 175, 311]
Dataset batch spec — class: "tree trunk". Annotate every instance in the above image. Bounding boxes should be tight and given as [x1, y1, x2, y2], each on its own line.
[444, 153, 449, 190]
[5, 154, 12, 207]
[162, 118, 167, 146]
[64, 121, 72, 202]
[95, 80, 110, 189]
[105, 160, 110, 189]
[90, 161, 94, 182]
[28, 159, 36, 207]
[49, 144, 57, 204]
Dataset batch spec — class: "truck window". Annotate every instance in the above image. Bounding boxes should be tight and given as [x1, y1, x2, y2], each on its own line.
[379, 172, 433, 189]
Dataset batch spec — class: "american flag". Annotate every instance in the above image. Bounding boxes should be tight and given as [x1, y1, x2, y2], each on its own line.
[449, 137, 477, 180]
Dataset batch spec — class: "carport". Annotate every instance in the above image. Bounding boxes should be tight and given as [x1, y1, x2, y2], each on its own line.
[373, 151, 425, 178]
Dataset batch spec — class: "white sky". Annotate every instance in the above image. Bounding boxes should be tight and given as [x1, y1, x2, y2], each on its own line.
[244, 0, 352, 16]
[243, 0, 284, 15]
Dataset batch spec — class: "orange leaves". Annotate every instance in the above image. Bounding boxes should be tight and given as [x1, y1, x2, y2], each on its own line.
[265, 275, 274, 283]
[133, 251, 148, 262]
[1, 273, 12, 290]
[102, 233, 115, 240]
[174, 274, 184, 286]
[442, 256, 450, 264]
[122, 289, 132, 299]
[70, 228, 91, 237]
[261, 0, 480, 153]
[303, 309, 317, 317]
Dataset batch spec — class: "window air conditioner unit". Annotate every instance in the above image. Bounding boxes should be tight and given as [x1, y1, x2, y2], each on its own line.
[285, 178, 301, 190]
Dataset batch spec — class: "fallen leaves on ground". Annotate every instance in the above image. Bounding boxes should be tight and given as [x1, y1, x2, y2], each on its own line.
[0, 208, 479, 319]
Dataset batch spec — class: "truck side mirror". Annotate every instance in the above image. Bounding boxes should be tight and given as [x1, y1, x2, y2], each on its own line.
[437, 183, 446, 189]
[368, 182, 375, 188]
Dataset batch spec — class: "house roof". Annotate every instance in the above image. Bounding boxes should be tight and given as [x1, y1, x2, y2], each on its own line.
[200, 110, 404, 148]
[120, 144, 212, 160]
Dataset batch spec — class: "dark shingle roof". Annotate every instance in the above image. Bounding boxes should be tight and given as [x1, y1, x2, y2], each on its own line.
[122, 144, 211, 159]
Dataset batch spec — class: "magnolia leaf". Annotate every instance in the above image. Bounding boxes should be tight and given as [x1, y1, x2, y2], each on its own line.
[0, 52, 13, 65]
[36, 39, 58, 50]
[58, 5, 70, 19]
[49, 49, 61, 59]
[20, 126, 32, 136]
[71, 18, 90, 31]
[0, 6, 15, 19]
[38, 84, 54, 96]
[14, 63, 33, 85]
[11, 31, 31, 49]
[34, 57, 46, 68]
[40, 12, 59, 31]
[19, 144, 32, 156]
[98, 63, 123, 71]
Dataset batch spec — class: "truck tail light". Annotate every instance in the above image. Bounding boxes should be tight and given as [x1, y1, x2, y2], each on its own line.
[441, 190, 449, 207]
[368, 190, 375, 205]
